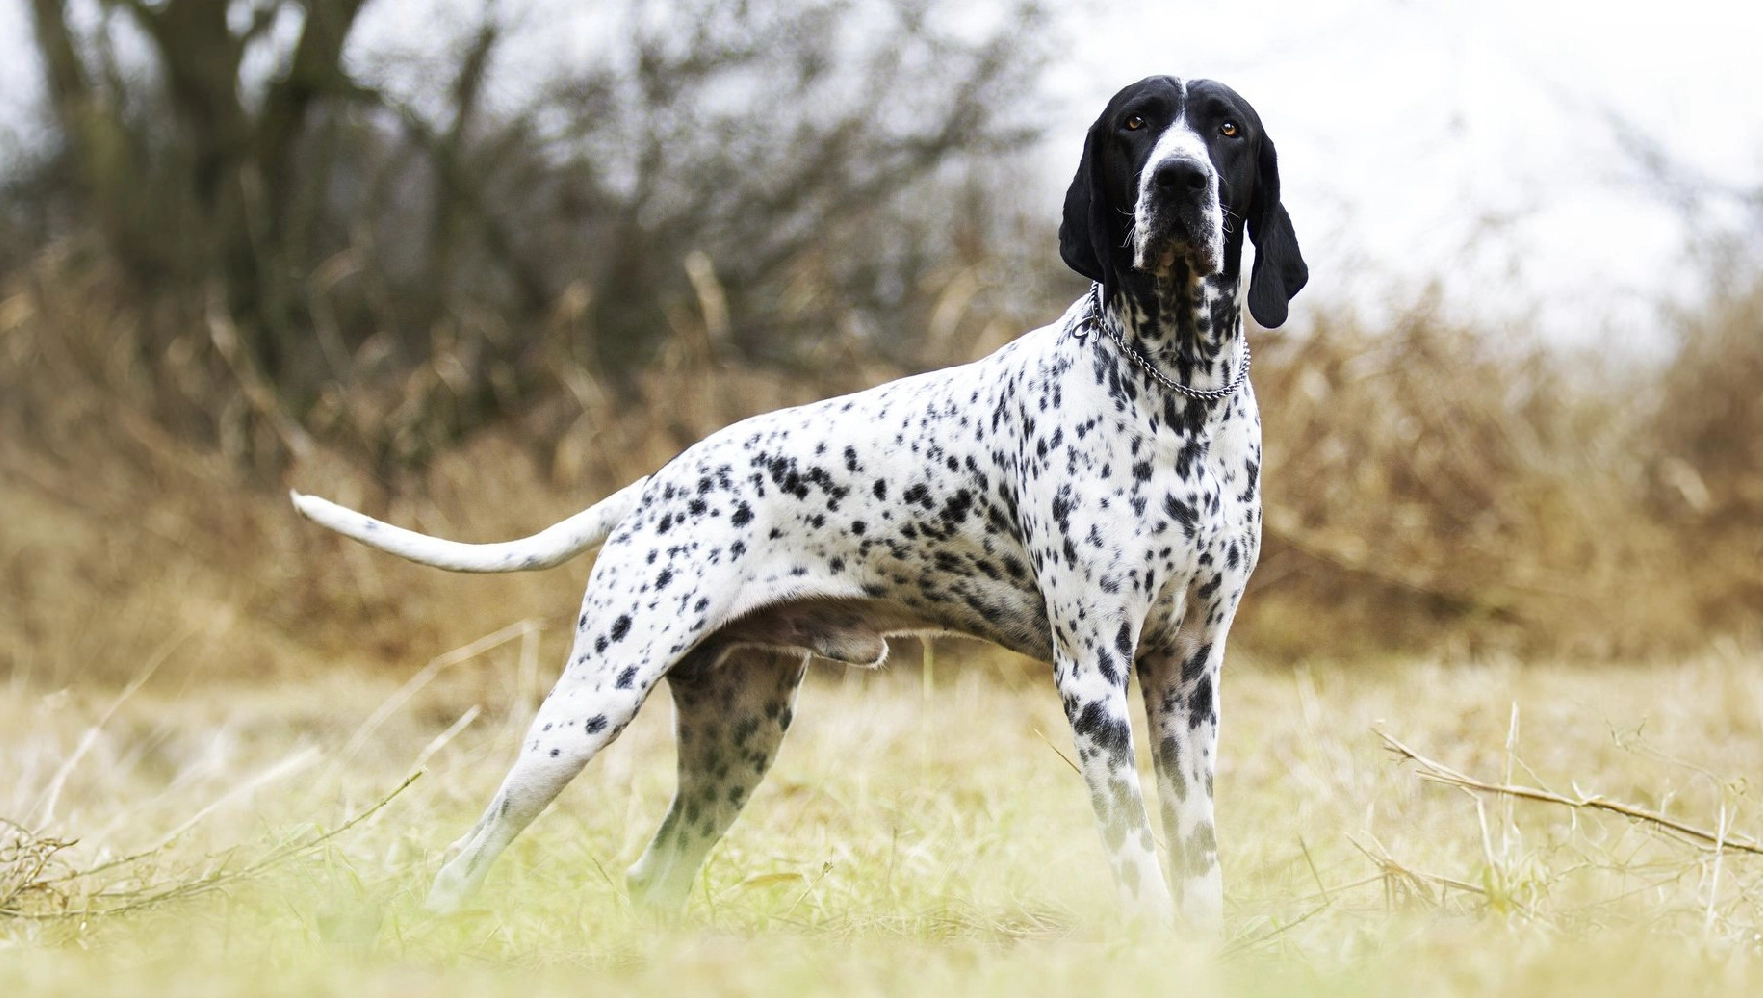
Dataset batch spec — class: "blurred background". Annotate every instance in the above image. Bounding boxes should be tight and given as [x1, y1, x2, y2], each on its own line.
[2, 0, 1760, 687]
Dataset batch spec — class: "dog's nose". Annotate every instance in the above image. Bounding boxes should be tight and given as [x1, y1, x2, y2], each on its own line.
[1153, 160, 1209, 192]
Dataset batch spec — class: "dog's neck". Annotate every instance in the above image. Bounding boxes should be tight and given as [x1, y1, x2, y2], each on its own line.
[1101, 265, 1246, 403]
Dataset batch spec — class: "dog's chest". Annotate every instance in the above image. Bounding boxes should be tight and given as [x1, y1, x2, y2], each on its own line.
[1140, 426, 1260, 639]
[1023, 339, 1260, 546]
[1017, 348, 1263, 659]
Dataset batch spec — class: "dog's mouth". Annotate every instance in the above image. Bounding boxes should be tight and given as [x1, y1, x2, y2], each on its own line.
[1135, 188, 1219, 280]
[1133, 200, 1223, 279]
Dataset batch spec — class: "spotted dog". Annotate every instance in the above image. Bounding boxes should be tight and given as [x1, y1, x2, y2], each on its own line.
[292, 75, 1306, 928]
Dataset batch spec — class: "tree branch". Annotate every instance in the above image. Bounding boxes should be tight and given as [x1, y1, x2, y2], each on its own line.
[1379, 728, 1763, 857]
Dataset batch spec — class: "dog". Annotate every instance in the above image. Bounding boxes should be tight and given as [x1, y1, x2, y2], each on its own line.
[293, 74, 1305, 927]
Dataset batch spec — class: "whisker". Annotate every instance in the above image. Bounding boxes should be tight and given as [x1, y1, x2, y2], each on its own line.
[1220, 205, 1243, 235]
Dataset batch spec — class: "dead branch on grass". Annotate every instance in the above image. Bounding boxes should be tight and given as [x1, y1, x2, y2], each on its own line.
[1349, 831, 1487, 909]
[0, 771, 421, 920]
[0, 818, 78, 914]
[1377, 728, 1763, 857]
[1223, 898, 1337, 957]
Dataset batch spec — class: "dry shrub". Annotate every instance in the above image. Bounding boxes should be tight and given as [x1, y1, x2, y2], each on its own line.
[1647, 271, 1763, 635]
[3, 244, 1760, 680]
[1243, 298, 1698, 660]
[0, 242, 937, 686]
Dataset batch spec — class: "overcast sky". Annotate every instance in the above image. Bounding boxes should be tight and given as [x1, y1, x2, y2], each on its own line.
[3, 0, 1759, 352]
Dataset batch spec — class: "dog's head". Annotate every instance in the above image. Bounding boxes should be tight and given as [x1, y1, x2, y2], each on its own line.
[1059, 76, 1307, 328]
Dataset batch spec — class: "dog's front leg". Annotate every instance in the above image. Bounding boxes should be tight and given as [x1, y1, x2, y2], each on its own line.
[1137, 636, 1226, 932]
[1051, 612, 1175, 924]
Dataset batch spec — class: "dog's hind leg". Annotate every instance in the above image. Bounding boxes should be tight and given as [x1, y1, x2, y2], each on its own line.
[424, 670, 653, 911]
[625, 649, 809, 911]
[425, 611, 689, 911]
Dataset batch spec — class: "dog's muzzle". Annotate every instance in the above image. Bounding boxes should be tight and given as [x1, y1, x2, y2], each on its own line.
[1135, 158, 1224, 276]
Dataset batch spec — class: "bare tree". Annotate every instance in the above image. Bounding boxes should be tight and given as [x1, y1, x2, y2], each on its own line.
[21, 0, 1053, 466]
[30, 0, 370, 377]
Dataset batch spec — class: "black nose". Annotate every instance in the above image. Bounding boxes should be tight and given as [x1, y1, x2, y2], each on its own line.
[1153, 160, 1209, 192]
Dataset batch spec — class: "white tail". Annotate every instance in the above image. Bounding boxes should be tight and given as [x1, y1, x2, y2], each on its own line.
[290, 477, 648, 573]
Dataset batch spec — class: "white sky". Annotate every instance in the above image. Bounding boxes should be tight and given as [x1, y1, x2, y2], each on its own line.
[3, 0, 1760, 351]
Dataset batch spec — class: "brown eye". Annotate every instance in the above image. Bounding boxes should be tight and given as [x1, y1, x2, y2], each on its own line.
[1220, 121, 1239, 137]
[1124, 115, 1146, 132]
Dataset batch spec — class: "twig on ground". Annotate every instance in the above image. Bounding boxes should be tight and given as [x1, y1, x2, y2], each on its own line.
[49, 746, 323, 886]
[1377, 728, 1763, 857]
[1223, 898, 1335, 957]
[1030, 727, 1082, 777]
[781, 861, 835, 921]
[1298, 834, 1332, 903]
[0, 771, 421, 920]
[1349, 832, 1486, 909]
[0, 818, 78, 913]
[410, 705, 482, 775]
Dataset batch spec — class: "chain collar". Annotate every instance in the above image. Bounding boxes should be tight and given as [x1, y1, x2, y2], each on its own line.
[1078, 283, 1250, 402]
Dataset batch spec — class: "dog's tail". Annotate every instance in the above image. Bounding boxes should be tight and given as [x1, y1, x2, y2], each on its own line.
[290, 477, 648, 573]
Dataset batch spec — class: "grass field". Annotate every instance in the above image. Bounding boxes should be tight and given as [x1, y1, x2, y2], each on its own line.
[6, 638, 1763, 997]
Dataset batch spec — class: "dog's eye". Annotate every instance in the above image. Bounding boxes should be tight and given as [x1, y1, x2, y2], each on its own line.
[1220, 121, 1239, 137]
[1123, 115, 1146, 132]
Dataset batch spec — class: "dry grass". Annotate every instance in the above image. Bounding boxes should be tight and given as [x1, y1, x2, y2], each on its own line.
[1246, 302, 1693, 659]
[4, 642, 1763, 996]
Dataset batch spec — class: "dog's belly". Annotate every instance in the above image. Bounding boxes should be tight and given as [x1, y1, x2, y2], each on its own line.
[692, 592, 1053, 670]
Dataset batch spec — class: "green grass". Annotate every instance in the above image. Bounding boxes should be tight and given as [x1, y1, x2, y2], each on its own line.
[5, 645, 1763, 996]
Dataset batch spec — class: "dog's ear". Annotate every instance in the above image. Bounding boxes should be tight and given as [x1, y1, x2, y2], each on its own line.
[1246, 132, 1307, 329]
[1059, 108, 1115, 292]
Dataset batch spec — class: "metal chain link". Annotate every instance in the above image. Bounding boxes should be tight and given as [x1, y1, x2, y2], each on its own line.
[1083, 284, 1250, 402]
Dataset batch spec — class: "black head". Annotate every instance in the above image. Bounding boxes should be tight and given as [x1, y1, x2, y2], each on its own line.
[1059, 76, 1308, 327]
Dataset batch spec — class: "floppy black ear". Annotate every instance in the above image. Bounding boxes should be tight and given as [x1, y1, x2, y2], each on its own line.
[1059, 110, 1115, 292]
[1246, 133, 1307, 328]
